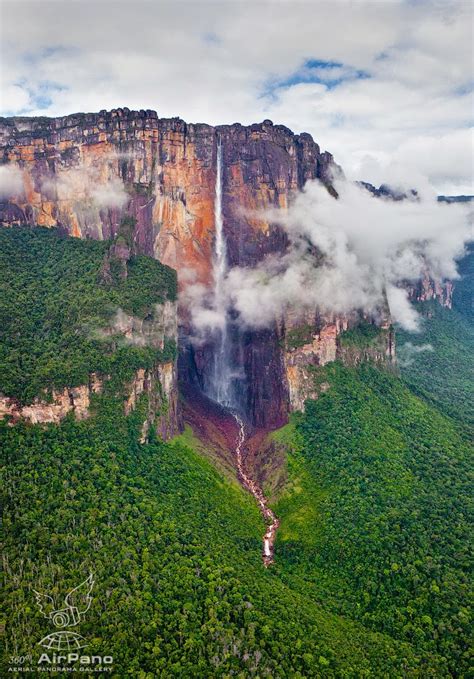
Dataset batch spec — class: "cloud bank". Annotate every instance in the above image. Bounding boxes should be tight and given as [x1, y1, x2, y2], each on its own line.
[90, 177, 128, 209]
[0, 165, 24, 198]
[1, 0, 472, 194]
[0, 152, 129, 219]
[41, 159, 128, 210]
[397, 342, 434, 368]
[188, 179, 472, 333]
[89, 305, 175, 348]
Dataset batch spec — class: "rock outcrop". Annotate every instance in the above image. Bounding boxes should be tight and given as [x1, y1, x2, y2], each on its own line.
[124, 362, 181, 441]
[103, 300, 178, 349]
[406, 273, 453, 309]
[282, 311, 396, 412]
[0, 361, 180, 439]
[0, 289, 181, 438]
[0, 375, 102, 425]
[358, 180, 418, 202]
[283, 313, 348, 412]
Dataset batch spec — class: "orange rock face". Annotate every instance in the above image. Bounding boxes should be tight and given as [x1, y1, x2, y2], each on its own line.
[0, 380, 100, 425]
[0, 110, 337, 290]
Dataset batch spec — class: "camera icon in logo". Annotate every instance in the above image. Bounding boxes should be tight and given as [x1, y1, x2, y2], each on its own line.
[50, 606, 82, 629]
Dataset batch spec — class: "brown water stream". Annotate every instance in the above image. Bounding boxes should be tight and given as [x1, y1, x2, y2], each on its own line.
[233, 413, 279, 567]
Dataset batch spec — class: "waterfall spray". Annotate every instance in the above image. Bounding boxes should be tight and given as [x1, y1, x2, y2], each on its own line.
[209, 139, 234, 407]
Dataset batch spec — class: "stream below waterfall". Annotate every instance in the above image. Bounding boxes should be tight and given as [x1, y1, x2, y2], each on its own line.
[232, 413, 280, 567]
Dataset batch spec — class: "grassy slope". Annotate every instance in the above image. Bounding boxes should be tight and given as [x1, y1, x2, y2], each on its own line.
[273, 363, 472, 677]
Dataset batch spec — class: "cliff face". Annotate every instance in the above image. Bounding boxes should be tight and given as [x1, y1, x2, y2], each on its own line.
[0, 108, 394, 427]
[283, 313, 348, 413]
[107, 297, 181, 439]
[0, 375, 102, 425]
[0, 110, 335, 280]
[282, 311, 396, 412]
[124, 361, 181, 441]
[0, 362, 179, 439]
[406, 274, 453, 309]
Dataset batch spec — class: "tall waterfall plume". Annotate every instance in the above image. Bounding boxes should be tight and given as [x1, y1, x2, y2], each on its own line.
[208, 139, 235, 407]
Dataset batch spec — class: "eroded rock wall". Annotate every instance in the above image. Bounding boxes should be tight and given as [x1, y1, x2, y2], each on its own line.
[0, 361, 180, 439]
[0, 288, 181, 438]
[406, 274, 453, 309]
[0, 109, 399, 424]
[283, 310, 396, 412]
[0, 375, 102, 425]
[124, 360, 181, 441]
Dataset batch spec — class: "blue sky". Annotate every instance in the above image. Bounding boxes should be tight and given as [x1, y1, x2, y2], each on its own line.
[267, 59, 370, 92]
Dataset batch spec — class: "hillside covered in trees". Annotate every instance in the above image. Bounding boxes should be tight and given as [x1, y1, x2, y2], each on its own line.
[272, 363, 472, 677]
[2, 227, 472, 676]
[0, 226, 177, 403]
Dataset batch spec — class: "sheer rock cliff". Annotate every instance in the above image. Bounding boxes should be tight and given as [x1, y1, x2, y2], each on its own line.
[0, 109, 422, 425]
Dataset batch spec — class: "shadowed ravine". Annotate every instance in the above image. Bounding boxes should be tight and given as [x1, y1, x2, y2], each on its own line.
[233, 413, 280, 566]
[181, 384, 281, 565]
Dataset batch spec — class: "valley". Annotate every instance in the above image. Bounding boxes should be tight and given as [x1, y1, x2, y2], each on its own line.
[1, 0, 472, 674]
[0, 109, 472, 677]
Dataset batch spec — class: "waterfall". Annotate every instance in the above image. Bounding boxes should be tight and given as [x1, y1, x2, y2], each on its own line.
[207, 138, 280, 566]
[208, 139, 234, 407]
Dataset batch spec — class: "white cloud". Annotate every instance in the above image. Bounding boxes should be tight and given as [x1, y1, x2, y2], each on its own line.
[189, 178, 472, 333]
[397, 342, 434, 367]
[91, 177, 128, 209]
[0, 164, 24, 198]
[385, 286, 420, 332]
[0, 84, 31, 113]
[354, 131, 474, 198]
[41, 159, 128, 209]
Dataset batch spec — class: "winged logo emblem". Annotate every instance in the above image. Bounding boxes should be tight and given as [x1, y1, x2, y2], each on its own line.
[33, 573, 94, 644]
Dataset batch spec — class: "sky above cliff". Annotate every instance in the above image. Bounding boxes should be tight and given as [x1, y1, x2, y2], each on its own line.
[1, 0, 472, 194]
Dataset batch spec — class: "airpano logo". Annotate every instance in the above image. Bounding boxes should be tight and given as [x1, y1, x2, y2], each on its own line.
[8, 574, 114, 673]
[7, 574, 114, 673]
[34, 574, 94, 651]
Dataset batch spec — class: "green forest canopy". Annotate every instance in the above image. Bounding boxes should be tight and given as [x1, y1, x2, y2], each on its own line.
[1, 225, 472, 676]
[0, 226, 177, 403]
